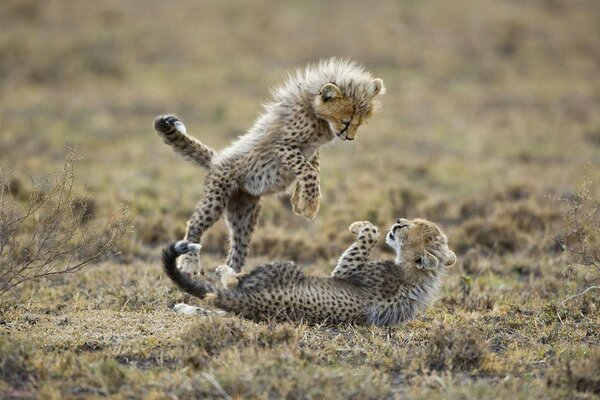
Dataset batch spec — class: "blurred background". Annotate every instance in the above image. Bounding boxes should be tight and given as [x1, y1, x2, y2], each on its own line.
[1, 1, 600, 397]
[1, 0, 599, 263]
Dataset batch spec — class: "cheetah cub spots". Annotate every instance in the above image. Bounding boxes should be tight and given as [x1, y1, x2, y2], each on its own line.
[163, 217, 456, 326]
[154, 58, 385, 275]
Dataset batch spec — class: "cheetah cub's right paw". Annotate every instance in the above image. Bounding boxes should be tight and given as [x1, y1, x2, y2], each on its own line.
[154, 114, 187, 135]
[349, 221, 380, 240]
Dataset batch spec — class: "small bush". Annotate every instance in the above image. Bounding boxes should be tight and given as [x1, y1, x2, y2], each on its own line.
[556, 166, 600, 304]
[0, 337, 35, 391]
[557, 167, 600, 270]
[547, 350, 600, 395]
[0, 147, 130, 295]
[456, 218, 526, 255]
[181, 319, 297, 368]
[422, 324, 488, 373]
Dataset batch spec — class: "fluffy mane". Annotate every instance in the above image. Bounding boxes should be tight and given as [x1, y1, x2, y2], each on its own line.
[272, 58, 385, 105]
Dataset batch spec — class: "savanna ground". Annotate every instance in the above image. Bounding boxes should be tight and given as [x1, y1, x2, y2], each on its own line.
[1, 0, 600, 398]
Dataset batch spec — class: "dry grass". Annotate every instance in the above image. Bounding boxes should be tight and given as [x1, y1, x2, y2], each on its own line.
[1, 0, 600, 398]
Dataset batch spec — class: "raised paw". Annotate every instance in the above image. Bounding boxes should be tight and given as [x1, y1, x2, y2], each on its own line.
[154, 114, 187, 135]
[294, 191, 320, 220]
[177, 251, 201, 275]
[349, 221, 380, 240]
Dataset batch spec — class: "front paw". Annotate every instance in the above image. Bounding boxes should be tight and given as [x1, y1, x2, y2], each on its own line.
[177, 251, 201, 274]
[295, 193, 320, 220]
[290, 182, 301, 210]
[349, 221, 372, 234]
[349, 221, 380, 240]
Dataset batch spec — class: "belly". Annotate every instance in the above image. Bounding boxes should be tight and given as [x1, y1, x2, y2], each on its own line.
[238, 293, 365, 325]
[242, 158, 296, 196]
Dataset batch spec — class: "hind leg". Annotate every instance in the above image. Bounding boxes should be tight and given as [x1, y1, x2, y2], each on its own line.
[173, 303, 228, 317]
[215, 264, 247, 288]
[224, 191, 261, 273]
[177, 173, 235, 274]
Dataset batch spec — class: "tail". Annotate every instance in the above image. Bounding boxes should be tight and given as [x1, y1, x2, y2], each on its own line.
[162, 240, 216, 299]
[154, 114, 216, 169]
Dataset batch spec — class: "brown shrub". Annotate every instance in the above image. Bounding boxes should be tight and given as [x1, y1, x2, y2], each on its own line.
[459, 183, 535, 220]
[546, 349, 600, 394]
[181, 319, 298, 368]
[182, 318, 249, 362]
[456, 218, 526, 255]
[0, 147, 130, 295]
[556, 169, 600, 270]
[422, 324, 488, 373]
[136, 216, 174, 246]
[0, 337, 35, 391]
[251, 227, 331, 263]
[495, 202, 559, 233]
[389, 186, 426, 217]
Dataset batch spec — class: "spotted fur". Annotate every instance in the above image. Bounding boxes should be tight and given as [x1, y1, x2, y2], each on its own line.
[154, 58, 385, 274]
[163, 218, 456, 326]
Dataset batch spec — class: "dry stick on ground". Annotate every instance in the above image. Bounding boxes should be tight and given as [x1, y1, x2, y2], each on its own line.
[0, 146, 130, 296]
[556, 165, 600, 305]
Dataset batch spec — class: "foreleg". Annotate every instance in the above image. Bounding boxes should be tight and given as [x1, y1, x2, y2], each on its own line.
[291, 151, 319, 212]
[331, 221, 380, 279]
[275, 145, 320, 219]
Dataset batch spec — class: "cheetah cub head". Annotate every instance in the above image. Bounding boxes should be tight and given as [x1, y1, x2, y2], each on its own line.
[386, 218, 456, 271]
[313, 79, 385, 141]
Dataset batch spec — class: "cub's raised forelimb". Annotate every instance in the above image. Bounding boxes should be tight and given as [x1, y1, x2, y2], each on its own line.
[331, 221, 380, 279]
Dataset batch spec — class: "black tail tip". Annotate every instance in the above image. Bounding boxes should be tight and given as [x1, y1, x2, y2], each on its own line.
[154, 114, 180, 133]
[166, 240, 201, 256]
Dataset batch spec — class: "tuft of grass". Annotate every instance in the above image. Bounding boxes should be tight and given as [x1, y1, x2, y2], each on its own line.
[421, 323, 488, 374]
[546, 349, 600, 395]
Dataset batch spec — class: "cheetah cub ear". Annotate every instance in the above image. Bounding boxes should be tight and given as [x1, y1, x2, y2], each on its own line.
[416, 251, 439, 270]
[372, 78, 386, 96]
[319, 83, 342, 102]
[417, 246, 457, 270]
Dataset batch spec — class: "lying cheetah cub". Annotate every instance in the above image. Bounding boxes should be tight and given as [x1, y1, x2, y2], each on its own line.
[164, 218, 456, 326]
[154, 58, 385, 275]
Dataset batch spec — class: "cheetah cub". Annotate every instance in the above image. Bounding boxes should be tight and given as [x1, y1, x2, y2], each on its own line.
[164, 218, 456, 326]
[154, 58, 385, 275]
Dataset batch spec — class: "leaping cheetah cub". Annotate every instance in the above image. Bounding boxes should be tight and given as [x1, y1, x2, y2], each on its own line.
[154, 58, 385, 274]
[164, 218, 456, 326]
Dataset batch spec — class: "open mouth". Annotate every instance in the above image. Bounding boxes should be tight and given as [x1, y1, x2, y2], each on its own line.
[388, 224, 409, 241]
